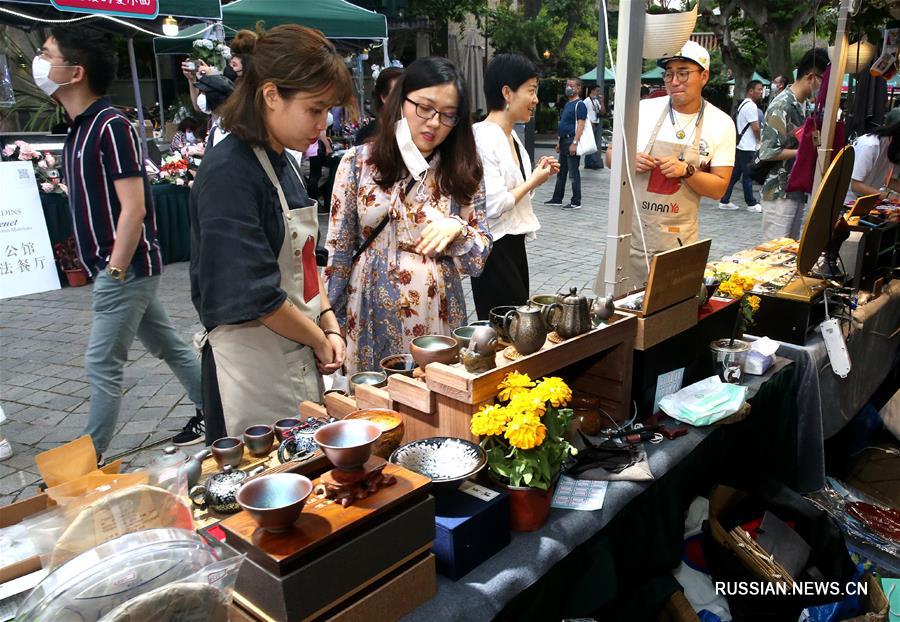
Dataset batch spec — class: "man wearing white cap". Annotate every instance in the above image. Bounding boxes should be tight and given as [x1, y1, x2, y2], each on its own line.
[597, 41, 734, 291]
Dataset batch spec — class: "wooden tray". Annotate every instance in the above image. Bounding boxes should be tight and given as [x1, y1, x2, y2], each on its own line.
[220, 463, 431, 575]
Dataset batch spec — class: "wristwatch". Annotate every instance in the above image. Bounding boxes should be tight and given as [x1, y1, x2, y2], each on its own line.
[106, 264, 126, 282]
[683, 163, 696, 178]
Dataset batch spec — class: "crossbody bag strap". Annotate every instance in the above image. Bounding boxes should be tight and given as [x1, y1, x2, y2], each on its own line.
[735, 100, 753, 142]
[351, 176, 418, 263]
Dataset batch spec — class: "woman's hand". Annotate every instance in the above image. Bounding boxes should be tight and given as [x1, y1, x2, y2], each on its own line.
[317, 332, 345, 375]
[531, 156, 559, 185]
[415, 217, 465, 256]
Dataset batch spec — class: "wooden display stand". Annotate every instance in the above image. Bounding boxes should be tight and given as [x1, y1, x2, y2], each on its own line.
[307, 314, 637, 436]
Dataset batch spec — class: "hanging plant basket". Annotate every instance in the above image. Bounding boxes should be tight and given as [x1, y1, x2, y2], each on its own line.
[643, 3, 699, 60]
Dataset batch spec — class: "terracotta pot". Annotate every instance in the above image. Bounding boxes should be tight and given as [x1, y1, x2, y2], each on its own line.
[64, 268, 88, 287]
[492, 476, 555, 532]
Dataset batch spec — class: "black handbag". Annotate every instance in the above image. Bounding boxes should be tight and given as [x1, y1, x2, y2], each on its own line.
[749, 154, 779, 185]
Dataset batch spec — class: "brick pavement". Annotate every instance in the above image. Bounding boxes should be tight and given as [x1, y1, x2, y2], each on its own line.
[0, 148, 763, 503]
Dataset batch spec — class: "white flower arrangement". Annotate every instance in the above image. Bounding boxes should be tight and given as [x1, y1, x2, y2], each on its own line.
[191, 38, 230, 70]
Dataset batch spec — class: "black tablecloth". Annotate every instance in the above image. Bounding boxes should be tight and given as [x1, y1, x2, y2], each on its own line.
[40, 184, 191, 265]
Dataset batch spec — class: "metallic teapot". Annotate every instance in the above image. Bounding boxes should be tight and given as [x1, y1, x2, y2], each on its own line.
[556, 287, 592, 339]
[504, 303, 548, 355]
[590, 295, 616, 323]
[189, 465, 264, 514]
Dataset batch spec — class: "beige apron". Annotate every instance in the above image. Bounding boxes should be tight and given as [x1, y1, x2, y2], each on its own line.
[595, 101, 705, 293]
[207, 147, 324, 436]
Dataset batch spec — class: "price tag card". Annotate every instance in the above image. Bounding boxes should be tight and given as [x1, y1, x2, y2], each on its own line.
[459, 480, 500, 502]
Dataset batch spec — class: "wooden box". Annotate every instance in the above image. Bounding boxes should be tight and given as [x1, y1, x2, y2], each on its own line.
[433, 484, 510, 580]
[622, 296, 699, 351]
[219, 464, 435, 621]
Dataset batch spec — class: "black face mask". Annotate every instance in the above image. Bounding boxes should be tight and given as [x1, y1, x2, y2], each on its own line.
[223, 64, 238, 82]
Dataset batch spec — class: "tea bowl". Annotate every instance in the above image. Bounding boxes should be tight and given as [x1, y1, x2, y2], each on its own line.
[314, 420, 382, 470]
[452, 325, 477, 351]
[344, 409, 405, 459]
[274, 418, 301, 442]
[349, 371, 387, 395]
[409, 335, 458, 368]
[236, 473, 314, 533]
[243, 424, 275, 457]
[211, 437, 244, 468]
[379, 354, 417, 378]
[488, 305, 517, 341]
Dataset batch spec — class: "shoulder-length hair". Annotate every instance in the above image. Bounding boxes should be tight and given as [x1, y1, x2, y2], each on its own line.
[219, 25, 353, 148]
[368, 57, 482, 206]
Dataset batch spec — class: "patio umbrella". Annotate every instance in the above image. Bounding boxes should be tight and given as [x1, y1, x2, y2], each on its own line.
[460, 28, 486, 118]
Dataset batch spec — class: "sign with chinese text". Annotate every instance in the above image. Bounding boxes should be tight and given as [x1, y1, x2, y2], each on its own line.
[0, 162, 61, 299]
[50, 0, 159, 20]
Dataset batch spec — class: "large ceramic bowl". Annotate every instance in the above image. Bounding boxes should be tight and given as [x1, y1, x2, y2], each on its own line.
[409, 335, 458, 368]
[349, 371, 387, 395]
[236, 473, 313, 533]
[380, 354, 417, 378]
[389, 437, 487, 493]
[314, 420, 382, 470]
[344, 409, 405, 459]
[488, 305, 517, 341]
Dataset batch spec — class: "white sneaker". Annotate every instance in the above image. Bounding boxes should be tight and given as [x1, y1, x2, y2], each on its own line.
[746, 204, 762, 213]
[0, 438, 12, 461]
[718, 202, 740, 211]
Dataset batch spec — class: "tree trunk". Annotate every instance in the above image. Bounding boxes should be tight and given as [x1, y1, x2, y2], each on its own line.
[764, 33, 794, 85]
[523, 0, 543, 64]
[739, 0, 817, 84]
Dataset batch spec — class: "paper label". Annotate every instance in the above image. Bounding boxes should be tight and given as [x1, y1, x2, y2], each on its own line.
[551, 476, 608, 511]
[653, 367, 684, 413]
[459, 480, 499, 502]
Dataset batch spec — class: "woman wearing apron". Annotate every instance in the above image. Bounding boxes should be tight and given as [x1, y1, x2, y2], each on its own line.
[596, 42, 735, 293]
[189, 25, 353, 442]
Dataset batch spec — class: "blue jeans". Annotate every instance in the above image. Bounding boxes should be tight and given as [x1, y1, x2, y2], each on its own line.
[720, 149, 758, 206]
[84, 269, 202, 453]
[551, 137, 582, 205]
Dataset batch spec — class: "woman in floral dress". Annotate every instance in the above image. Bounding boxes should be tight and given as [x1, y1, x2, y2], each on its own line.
[326, 57, 492, 375]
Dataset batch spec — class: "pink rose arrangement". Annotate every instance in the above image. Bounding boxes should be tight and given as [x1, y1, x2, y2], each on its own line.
[1, 141, 67, 195]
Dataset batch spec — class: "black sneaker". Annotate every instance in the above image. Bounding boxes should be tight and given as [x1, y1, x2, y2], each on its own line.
[173, 411, 205, 446]
[563, 203, 582, 210]
[544, 199, 563, 206]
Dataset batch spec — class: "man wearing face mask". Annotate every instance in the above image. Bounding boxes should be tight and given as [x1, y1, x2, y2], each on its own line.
[546, 78, 588, 209]
[35, 27, 204, 456]
[194, 74, 235, 149]
[758, 48, 830, 240]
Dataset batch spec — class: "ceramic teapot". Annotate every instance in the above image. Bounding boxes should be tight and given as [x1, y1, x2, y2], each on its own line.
[504, 303, 548, 355]
[189, 465, 264, 514]
[556, 287, 592, 339]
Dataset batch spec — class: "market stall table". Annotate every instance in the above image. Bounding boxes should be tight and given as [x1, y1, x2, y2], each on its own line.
[40, 184, 191, 265]
[402, 360, 797, 622]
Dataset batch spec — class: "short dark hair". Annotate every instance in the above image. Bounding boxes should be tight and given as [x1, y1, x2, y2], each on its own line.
[50, 27, 117, 95]
[746, 79, 762, 93]
[219, 25, 353, 148]
[370, 56, 482, 206]
[178, 117, 200, 132]
[796, 48, 830, 80]
[483, 54, 539, 112]
[372, 67, 403, 114]
[568, 77, 583, 89]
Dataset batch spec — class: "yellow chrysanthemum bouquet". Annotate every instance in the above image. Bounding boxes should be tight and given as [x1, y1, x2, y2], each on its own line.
[714, 272, 761, 336]
[470, 372, 577, 490]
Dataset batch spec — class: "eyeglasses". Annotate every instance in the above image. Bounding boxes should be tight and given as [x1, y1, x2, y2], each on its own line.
[663, 69, 703, 84]
[404, 97, 459, 127]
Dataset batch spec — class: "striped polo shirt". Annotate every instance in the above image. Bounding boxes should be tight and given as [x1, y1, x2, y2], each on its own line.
[63, 97, 162, 277]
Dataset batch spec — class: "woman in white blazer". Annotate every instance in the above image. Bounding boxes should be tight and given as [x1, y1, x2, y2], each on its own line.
[472, 54, 559, 319]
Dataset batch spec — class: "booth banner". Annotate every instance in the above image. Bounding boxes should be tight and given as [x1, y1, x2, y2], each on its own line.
[50, 0, 159, 19]
[0, 162, 60, 299]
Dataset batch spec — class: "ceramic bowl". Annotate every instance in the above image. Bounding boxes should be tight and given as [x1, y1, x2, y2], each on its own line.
[349, 371, 387, 395]
[379, 354, 417, 378]
[409, 335, 458, 368]
[274, 418, 301, 442]
[314, 420, 382, 470]
[468, 320, 492, 329]
[389, 437, 487, 493]
[236, 473, 313, 533]
[243, 425, 275, 457]
[451, 326, 477, 351]
[211, 437, 244, 468]
[488, 305, 517, 341]
[344, 409, 405, 459]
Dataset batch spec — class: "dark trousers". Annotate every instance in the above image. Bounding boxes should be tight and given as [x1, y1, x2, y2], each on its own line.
[584, 123, 603, 168]
[720, 148, 758, 206]
[471, 234, 530, 320]
[308, 144, 339, 210]
[551, 137, 581, 205]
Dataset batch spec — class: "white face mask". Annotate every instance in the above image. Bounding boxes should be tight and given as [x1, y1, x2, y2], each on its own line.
[185, 130, 195, 142]
[32, 56, 74, 97]
[197, 93, 209, 114]
[394, 116, 429, 181]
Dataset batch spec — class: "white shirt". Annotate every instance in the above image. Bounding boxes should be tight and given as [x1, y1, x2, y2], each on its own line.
[636, 96, 736, 169]
[845, 133, 897, 202]
[473, 120, 540, 241]
[584, 97, 601, 124]
[735, 98, 760, 151]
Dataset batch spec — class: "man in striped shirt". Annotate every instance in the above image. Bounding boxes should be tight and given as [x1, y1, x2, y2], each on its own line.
[40, 27, 204, 456]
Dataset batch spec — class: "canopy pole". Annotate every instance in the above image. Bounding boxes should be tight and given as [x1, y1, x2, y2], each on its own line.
[600, 0, 645, 298]
[382, 37, 389, 67]
[154, 52, 165, 134]
[813, 0, 850, 194]
[127, 37, 151, 163]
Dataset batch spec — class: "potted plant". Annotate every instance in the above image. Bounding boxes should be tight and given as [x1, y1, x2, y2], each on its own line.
[470, 372, 577, 531]
[644, 0, 699, 60]
[53, 236, 88, 287]
[709, 273, 761, 383]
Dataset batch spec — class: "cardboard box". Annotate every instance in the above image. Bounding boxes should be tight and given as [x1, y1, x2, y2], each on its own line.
[0, 493, 51, 583]
[433, 483, 510, 580]
[622, 296, 699, 351]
